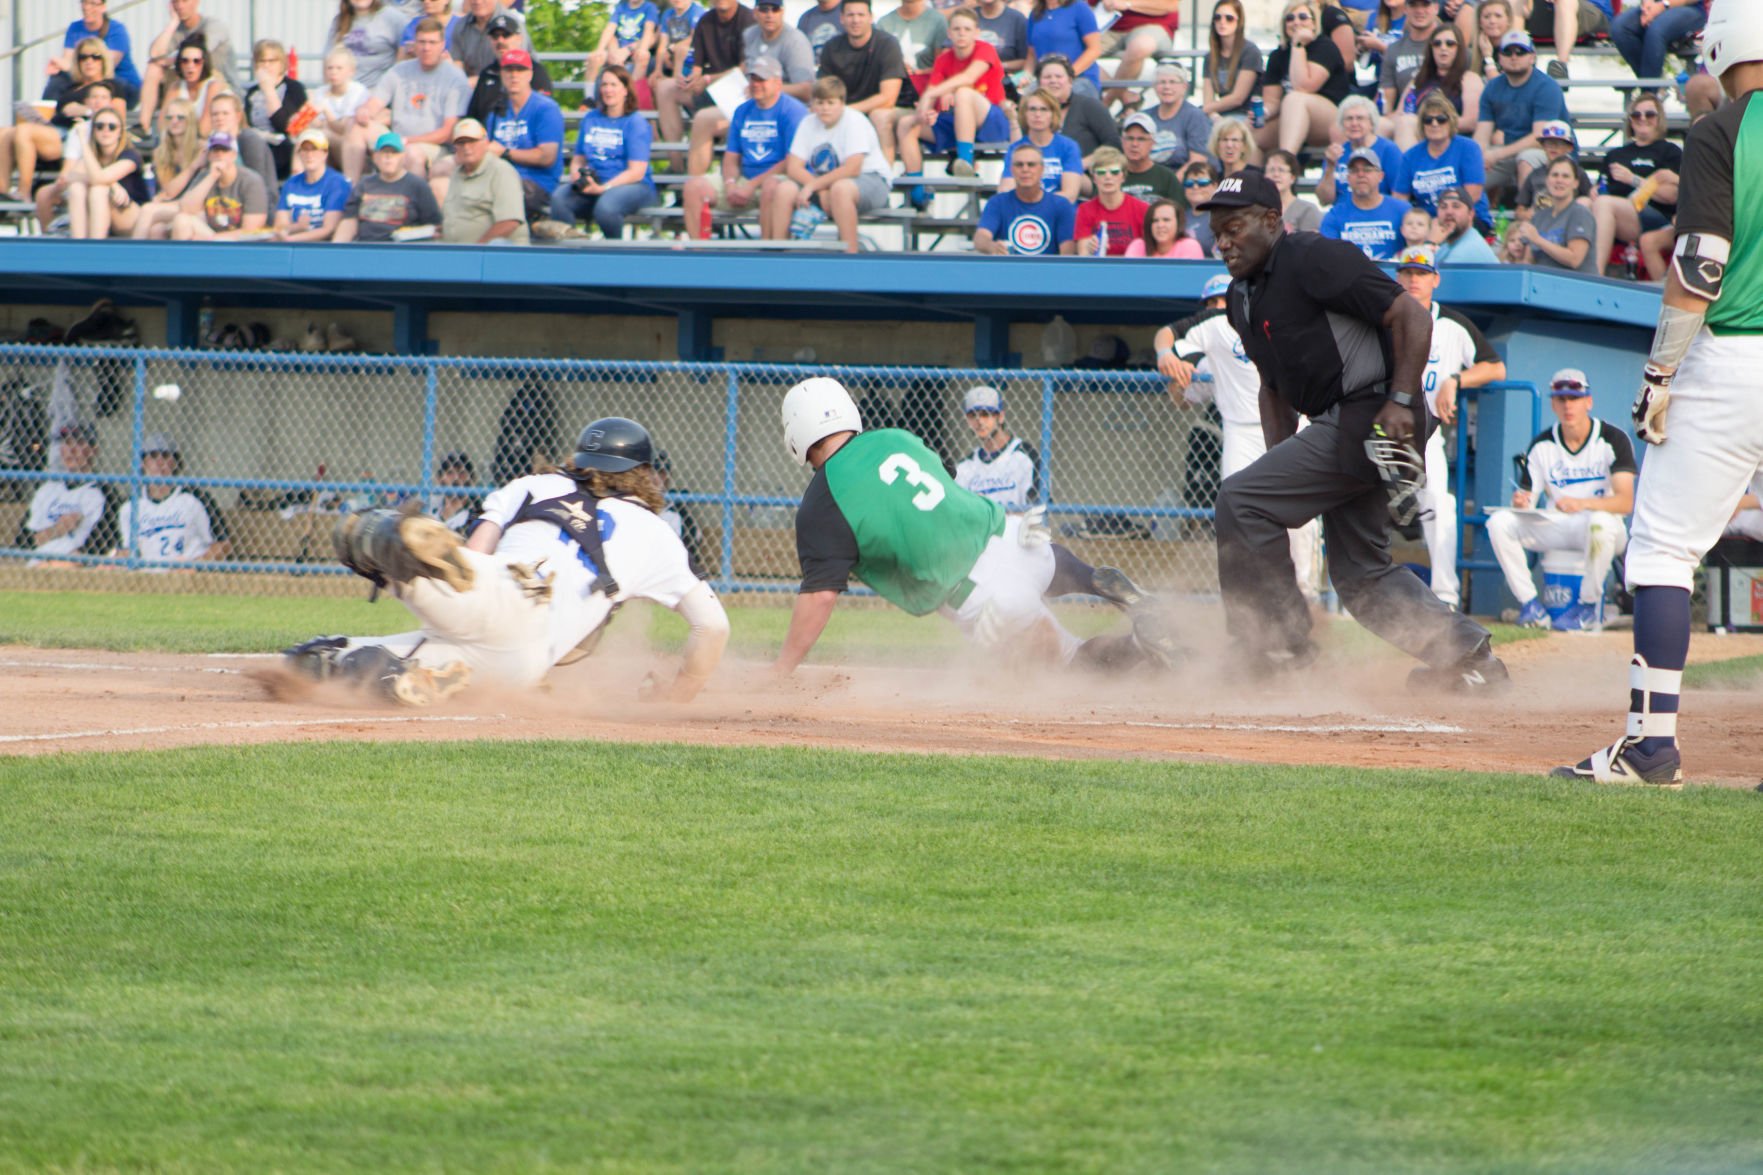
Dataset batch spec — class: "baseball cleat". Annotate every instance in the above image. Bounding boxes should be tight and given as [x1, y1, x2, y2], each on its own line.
[1129, 610, 1187, 669]
[1551, 738, 1683, 788]
[1407, 640, 1511, 694]
[1551, 602, 1602, 633]
[1515, 599, 1551, 629]
[400, 515, 475, 592]
[283, 634, 350, 681]
[1091, 565, 1150, 610]
[389, 661, 472, 707]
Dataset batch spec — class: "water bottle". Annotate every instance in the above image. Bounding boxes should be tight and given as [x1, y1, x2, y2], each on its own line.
[698, 200, 713, 239]
[789, 201, 827, 240]
[1249, 94, 1265, 129]
[196, 298, 214, 349]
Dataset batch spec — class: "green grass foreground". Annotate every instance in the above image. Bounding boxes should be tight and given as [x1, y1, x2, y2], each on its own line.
[3, 743, 1761, 1173]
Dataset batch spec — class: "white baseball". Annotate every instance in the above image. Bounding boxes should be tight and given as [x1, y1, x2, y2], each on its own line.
[152, 383, 182, 402]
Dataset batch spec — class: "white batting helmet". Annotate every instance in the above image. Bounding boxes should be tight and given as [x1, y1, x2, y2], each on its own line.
[781, 376, 862, 466]
[1703, 0, 1763, 82]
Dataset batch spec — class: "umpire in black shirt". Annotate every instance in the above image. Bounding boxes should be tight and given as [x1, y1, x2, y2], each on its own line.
[1198, 172, 1508, 691]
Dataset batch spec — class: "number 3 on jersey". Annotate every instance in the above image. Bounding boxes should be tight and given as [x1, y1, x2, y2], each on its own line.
[878, 452, 945, 511]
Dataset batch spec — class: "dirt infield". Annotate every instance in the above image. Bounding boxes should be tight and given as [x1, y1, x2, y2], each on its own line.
[4, 624, 1760, 787]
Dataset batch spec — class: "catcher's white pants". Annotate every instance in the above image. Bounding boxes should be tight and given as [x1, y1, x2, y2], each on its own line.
[1222, 419, 1323, 601]
[1627, 331, 1763, 590]
[943, 516, 1084, 663]
[1485, 508, 1628, 606]
[352, 548, 582, 687]
[1421, 428, 1460, 607]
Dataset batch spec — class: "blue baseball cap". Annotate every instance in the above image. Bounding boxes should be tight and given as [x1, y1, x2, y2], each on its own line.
[1200, 273, 1232, 301]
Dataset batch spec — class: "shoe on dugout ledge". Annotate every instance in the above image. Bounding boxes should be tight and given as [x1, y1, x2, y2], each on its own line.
[1407, 638, 1510, 694]
[1551, 601, 1602, 633]
[1551, 737, 1684, 788]
[1515, 598, 1551, 629]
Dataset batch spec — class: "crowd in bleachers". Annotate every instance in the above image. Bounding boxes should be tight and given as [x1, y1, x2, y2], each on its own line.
[0, 0, 1716, 274]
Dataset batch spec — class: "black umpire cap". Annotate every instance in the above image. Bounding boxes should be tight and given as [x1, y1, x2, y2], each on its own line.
[1196, 170, 1282, 214]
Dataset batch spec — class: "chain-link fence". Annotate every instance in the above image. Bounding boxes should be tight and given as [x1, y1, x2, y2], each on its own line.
[0, 342, 1227, 597]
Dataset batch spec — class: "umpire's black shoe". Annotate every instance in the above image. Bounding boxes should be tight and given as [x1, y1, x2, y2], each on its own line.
[1408, 639, 1510, 695]
[1092, 565, 1149, 610]
[1229, 638, 1320, 683]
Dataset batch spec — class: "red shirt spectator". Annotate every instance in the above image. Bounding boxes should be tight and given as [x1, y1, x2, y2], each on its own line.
[1075, 193, 1147, 255]
[926, 37, 1003, 104]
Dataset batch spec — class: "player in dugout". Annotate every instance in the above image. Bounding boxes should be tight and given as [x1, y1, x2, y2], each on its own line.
[770, 376, 1174, 677]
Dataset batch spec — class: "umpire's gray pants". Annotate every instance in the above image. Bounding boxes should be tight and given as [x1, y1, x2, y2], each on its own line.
[1214, 402, 1489, 669]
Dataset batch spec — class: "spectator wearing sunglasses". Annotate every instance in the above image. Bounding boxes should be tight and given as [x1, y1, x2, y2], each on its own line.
[1588, 91, 1680, 280]
[1396, 91, 1490, 228]
[1073, 147, 1147, 256]
[1379, 0, 1445, 120]
[1201, 0, 1262, 122]
[1257, 0, 1354, 157]
[52, 0, 142, 91]
[63, 109, 150, 238]
[1178, 159, 1220, 254]
[1, 39, 125, 204]
[1394, 22, 1483, 149]
[1474, 29, 1570, 205]
[134, 0, 237, 137]
[159, 38, 224, 138]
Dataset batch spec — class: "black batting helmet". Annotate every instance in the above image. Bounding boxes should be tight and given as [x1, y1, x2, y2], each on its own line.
[571, 417, 654, 473]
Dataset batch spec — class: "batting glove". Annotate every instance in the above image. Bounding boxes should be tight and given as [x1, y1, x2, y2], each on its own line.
[1633, 364, 1672, 445]
[1018, 504, 1052, 548]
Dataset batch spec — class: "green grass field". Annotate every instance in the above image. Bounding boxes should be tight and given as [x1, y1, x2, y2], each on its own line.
[3, 745, 1761, 1172]
[2, 591, 1761, 1171]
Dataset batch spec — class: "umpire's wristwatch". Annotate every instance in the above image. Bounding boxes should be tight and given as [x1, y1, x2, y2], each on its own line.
[1387, 390, 1420, 409]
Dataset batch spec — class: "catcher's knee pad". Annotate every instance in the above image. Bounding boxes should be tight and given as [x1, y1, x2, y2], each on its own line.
[334, 508, 474, 591]
[334, 645, 472, 706]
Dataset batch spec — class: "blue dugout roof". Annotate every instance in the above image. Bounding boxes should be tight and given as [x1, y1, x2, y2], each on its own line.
[0, 240, 1661, 359]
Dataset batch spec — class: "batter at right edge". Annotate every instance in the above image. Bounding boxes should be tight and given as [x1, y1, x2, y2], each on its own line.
[1554, 0, 1763, 787]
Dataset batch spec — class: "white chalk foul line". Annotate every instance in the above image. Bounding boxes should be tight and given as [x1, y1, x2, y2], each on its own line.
[0, 658, 242, 675]
[0, 714, 505, 746]
[1018, 718, 1467, 735]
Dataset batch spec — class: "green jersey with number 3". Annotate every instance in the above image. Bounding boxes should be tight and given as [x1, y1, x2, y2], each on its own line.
[823, 429, 1006, 615]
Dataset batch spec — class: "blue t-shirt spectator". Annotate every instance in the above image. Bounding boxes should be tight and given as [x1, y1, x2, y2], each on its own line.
[1028, 2, 1100, 89]
[1329, 137, 1402, 197]
[660, 1, 705, 73]
[1480, 70, 1571, 146]
[1397, 137, 1491, 225]
[64, 17, 139, 89]
[575, 108, 654, 184]
[1435, 227, 1499, 265]
[1318, 194, 1410, 259]
[609, 0, 660, 47]
[978, 189, 1076, 255]
[727, 94, 807, 179]
[1007, 134, 1083, 195]
[278, 168, 352, 231]
[488, 90, 567, 189]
